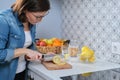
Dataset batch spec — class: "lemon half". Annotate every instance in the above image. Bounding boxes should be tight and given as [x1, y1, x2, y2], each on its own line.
[52, 55, 66, 65]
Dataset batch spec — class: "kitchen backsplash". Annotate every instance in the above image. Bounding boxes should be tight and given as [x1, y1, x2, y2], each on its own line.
[61, 0, 120, 80]
[61, 0, 120, 63]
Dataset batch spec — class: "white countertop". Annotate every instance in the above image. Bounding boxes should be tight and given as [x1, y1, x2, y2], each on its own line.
[28, 58, 120, 80]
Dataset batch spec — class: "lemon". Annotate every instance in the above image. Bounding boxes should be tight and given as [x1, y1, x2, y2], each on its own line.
[81, 46, 89, 52]
[52, 55, 66, 65]
[53, 55, 61, 64]
[81, 72, 92, 77]
[88, 56, 95, 62]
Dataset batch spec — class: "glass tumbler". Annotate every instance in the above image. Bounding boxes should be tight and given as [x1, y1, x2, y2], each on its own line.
[68, 40, 79, 57]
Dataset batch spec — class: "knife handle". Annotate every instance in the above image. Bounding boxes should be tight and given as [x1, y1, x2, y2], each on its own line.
[42, 54, 44, 59]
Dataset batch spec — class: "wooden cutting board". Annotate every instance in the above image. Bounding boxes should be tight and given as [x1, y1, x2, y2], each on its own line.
[42, 61, 72, 70]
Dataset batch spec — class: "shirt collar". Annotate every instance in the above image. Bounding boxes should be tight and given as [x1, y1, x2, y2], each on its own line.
[13, 12, 23, 26]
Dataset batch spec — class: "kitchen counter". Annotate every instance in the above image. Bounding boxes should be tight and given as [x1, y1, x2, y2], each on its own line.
[28, 58, 120, 80]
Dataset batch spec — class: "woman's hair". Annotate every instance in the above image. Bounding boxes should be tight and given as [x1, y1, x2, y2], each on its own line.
[11, 0, 50, 22]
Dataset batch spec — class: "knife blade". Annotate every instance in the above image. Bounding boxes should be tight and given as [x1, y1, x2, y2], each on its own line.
[42, 54, 56, 61]
[42, 54, 64, 61]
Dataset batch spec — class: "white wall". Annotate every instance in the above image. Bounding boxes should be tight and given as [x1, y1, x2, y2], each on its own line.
[61, 0, 120, 80]
[0, 0, 15, 10]
[36, 0, 62, 39]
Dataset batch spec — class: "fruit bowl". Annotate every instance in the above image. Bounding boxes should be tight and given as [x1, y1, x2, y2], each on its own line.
[35, 38, 70, 54]
[36, 46, 61, 54]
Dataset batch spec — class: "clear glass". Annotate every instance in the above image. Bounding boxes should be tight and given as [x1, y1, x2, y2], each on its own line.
[61, 44, 69, 60]
[68, 40, 79, 57]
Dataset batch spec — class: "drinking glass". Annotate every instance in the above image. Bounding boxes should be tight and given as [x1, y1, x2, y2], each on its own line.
[61, 43, 69, 60]
[68, 40, 79, 57]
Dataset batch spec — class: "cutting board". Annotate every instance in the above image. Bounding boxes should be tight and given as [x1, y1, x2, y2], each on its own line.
[42, 61, 72, 70]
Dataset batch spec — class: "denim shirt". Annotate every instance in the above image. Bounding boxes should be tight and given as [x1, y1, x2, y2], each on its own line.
[0, 8, 36, 80]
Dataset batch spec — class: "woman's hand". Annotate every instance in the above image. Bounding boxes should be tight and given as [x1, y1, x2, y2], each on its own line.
[25, 49, 42, 61]
[14, 48, 42, 61]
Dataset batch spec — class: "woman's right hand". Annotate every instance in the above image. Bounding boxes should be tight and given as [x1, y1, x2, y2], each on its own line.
[14, 48, 43, 61]
[25, 49, 42, 61]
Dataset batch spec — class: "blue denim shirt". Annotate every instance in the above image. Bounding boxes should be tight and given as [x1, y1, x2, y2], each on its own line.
[0, 8, 36, 80]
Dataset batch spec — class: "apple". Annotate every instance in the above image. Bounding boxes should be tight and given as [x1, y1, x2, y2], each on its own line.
[36, 40, 41, 46]
[39, 41, 47, 46]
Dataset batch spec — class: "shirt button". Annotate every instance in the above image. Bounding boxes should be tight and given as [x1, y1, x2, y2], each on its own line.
[14, 35, 17, 38]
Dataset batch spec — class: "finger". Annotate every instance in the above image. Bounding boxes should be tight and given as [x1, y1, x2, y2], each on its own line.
[39, 54, 43, 59]
[36, 55, 39, 60]
[25, 55, 31, 59]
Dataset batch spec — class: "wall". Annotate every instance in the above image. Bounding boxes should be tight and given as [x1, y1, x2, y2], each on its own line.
[61, 0, 120, 62]
[61, 0, 120, 80]
[0, 0, 15, 10]
[36, 0, 62, 39]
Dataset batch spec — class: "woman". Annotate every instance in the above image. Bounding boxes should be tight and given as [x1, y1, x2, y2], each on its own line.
[0, 0, 50, 80]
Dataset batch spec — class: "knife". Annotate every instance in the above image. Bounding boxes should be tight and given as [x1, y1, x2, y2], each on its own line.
[42, 53, 65, 62]
[42, 54, 56, 61]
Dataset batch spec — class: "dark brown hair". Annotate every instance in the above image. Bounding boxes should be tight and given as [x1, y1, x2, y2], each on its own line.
[12, 0, 50, 22]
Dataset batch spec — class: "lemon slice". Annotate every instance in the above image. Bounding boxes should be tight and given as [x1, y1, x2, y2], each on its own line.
[52, 55, 66, 65]
[53, 55, 61, 64]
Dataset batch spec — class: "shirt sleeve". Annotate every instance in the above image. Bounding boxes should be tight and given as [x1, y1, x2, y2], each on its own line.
[0, 16, 14, 64]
